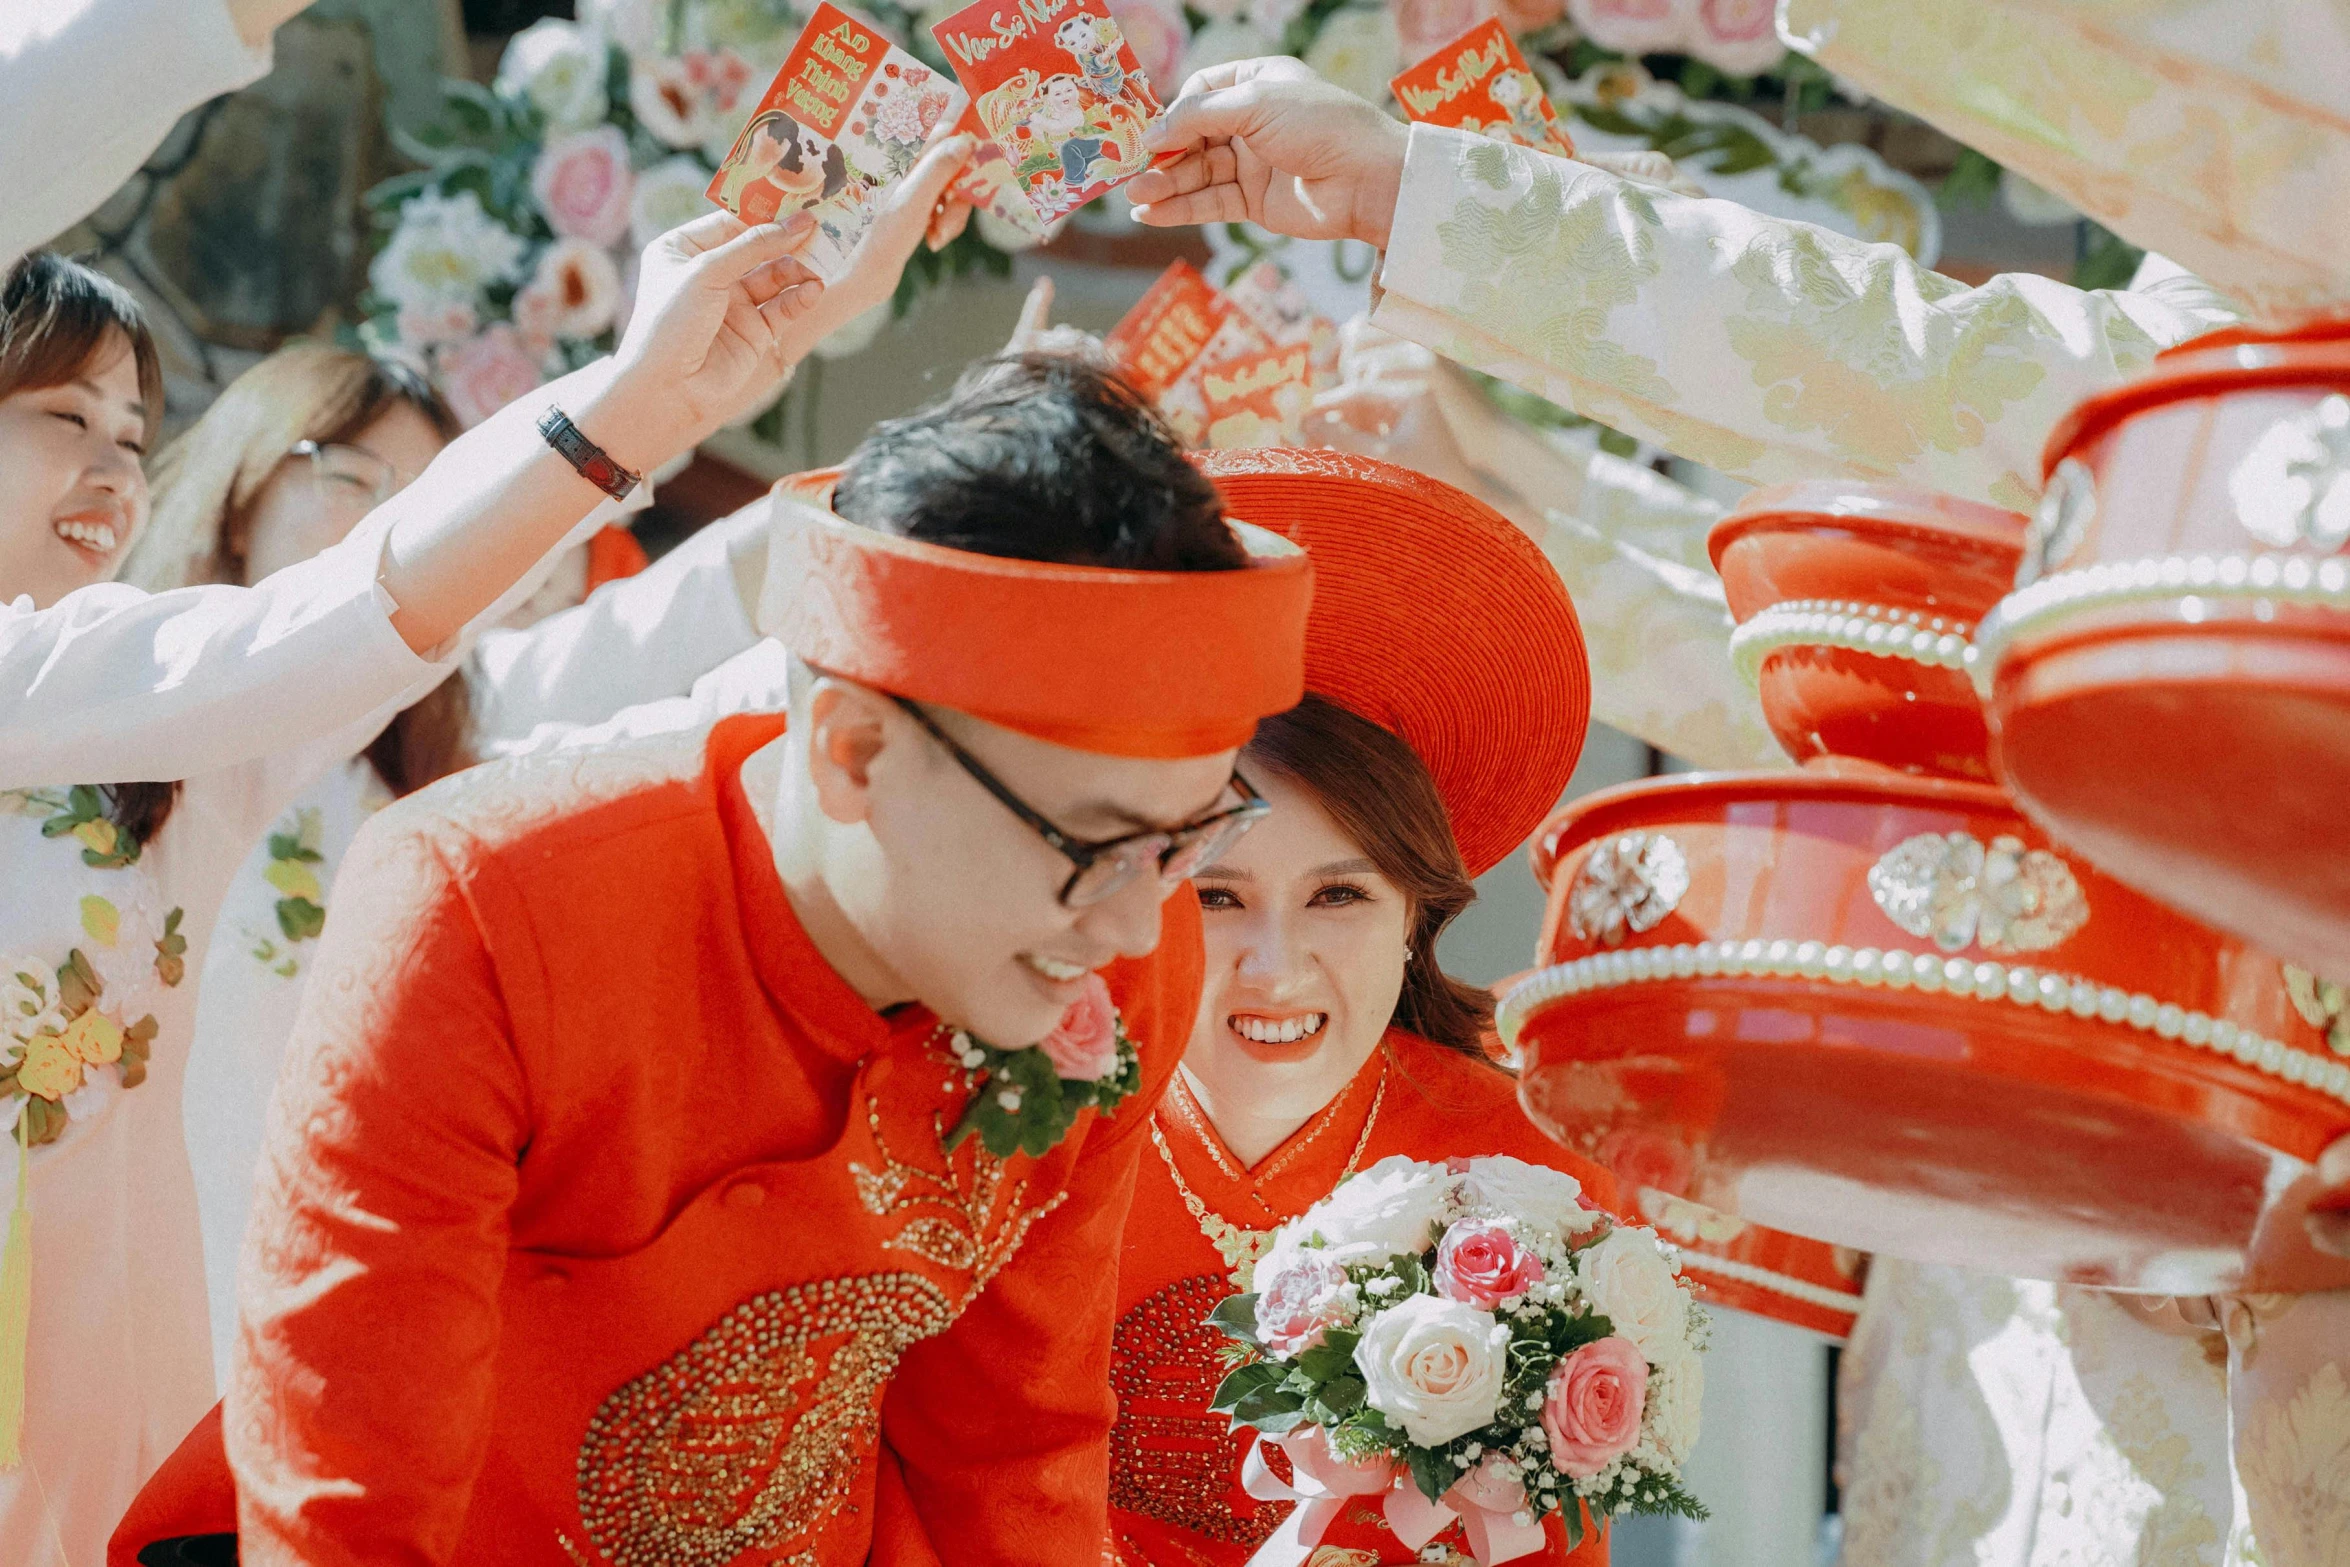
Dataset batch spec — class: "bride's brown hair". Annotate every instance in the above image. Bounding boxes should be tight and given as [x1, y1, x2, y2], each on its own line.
[1241, 694, 1495, 1057]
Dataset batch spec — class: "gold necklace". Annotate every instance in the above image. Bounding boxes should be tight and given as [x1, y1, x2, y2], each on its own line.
[1151, 1063, 1388, 1289]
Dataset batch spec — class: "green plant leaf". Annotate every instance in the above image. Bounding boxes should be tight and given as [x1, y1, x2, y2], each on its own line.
[1206, 1292, 1262, 1345]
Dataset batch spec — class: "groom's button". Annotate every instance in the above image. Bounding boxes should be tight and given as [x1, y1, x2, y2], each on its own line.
[723, 1180, 768, 1209]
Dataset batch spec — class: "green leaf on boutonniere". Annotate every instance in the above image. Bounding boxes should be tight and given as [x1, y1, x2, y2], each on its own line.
[942, 1010, 1141, 1159]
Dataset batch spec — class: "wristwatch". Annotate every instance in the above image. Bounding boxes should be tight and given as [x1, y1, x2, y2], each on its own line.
[536, 407, 641, 502]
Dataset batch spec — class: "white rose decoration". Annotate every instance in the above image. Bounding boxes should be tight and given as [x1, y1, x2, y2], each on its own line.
[630, 157, 716, 252]
[1291, 1155, 1451, 1267]
[369, 191, 529, 312]
[1458, 1155, 1600, 1243]
[1579, 1227, 1691, 1367]
[1301, 6, 1402, 108]
[1353, 1293, 1509, 1445]
[498, 19, 611, 131]
[1639, 1351, 1702, 1466]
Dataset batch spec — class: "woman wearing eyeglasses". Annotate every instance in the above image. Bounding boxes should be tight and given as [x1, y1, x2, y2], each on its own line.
[1106, 449, 1618, 1567]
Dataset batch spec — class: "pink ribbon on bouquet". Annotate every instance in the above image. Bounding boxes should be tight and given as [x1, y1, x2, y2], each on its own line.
[1239, 1430, 1548, 1567]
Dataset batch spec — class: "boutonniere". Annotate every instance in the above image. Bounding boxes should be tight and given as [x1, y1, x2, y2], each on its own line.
[945, 974, 1143, 1158]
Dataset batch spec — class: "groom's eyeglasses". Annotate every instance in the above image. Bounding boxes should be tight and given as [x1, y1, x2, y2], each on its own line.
[893, 697, 1269, 908]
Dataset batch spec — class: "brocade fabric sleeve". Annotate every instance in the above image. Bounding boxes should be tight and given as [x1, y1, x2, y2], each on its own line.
[1372, 125, 2244, 513]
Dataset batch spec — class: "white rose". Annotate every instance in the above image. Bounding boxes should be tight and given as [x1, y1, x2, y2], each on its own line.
[1301, 6, 1401, 108]
[498, 19, 611, 131]
[629, 54, 716, 150]
[629, 156, 714, 252]
[1458, 1155, 1600, 1244]
[1353, 1292, 1510, 1445]
[1292, 1155, 1451, 1267]
[369, 191, 529, 311]
[580, 0, 666, 56]
[1639, 1352, 1702, 1466]
[519, 237, 625, 340]
[1178, 21, 1283, 80]
[1579, 1227, 1691, 1367]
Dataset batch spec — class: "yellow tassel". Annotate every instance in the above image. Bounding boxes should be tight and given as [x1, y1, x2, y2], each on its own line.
[0, 1117, 31, 1469]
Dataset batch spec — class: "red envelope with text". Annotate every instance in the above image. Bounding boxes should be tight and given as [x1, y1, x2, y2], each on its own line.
[1388, 18, 1575, 157]
[1102, 260, 1270, 446]
[932, 0, 1166, 225]
[1221, 261, 1340, 388]
[706, 4, 966, 280]
[1199, 341, 1319, 450]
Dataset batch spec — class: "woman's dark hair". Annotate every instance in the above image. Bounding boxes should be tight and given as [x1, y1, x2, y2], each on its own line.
[833, 352, 1246, 571]
[1244, 694, 1495, 1057]
[0, 252, 164, 449]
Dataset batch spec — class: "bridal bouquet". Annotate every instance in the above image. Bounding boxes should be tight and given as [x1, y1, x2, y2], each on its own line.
[1210, 1155, 1706, 1563]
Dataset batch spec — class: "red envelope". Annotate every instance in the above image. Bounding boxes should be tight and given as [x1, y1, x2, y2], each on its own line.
[945, 102, 1050, 244]
[1198, 341, 1319, 450]
[706, 4, 965, 279]
[931, 0, 1166, 225]
[1388, 17, 1576, 157]
[1102, 260, 1272, 445]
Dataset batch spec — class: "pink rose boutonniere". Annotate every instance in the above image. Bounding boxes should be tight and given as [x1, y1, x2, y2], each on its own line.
[1434, 1218, 1544, 1309]
[1543, 1335, 1648, 1477]
[945, 974, 1142, 1158]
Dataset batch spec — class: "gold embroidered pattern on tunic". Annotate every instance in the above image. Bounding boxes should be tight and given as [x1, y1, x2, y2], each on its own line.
[850, 1097, 1068, 1303]
[1110, 1273, 1285, 1547]
[574, 1273, 955, 1566]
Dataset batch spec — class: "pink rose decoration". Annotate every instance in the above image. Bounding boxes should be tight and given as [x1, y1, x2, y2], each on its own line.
[1107, 0, 1187, 95]
[396, 298, 477, 350]
[533, 126, 634, 249]
[1693, 0, 1784, 75]
[1542, 1335, 1648, 1477]
[1037, 973, 1121, 1081]
[1254, 1249, 1351, 1355]
[1495, 0, 1566, 31]
[437, 325, 545, 428]
[1392, 0, 1498, 66]
[1567, 0, 1688, 57]
[1434, 1219, 1543, 1310]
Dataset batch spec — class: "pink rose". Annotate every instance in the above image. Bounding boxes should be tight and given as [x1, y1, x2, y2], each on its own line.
[1542, 1335, 1648, 1477]
[1434, 1219, 1543, 1310]
[1037, 973, 1120, 1081]
[1495, 0, 1566, 31]
[1692, 0, 1784, 75]
[1567, 0, 1689, 57]
[1392, 0, 1498, 66]
[1107, 0, 1187, 94]
[437, 325, 545, 428]
[1253, 1248, 1351, 1355]
[533, 126, 634, 248]
[396, 298, 477, 349]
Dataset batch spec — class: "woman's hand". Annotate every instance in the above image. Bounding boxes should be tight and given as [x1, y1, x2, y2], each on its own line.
[1129, 59, 1408, 249]
[686, 131, 982, 442]
[999, 276, 1108, 362]
[595, 208, 830, 471]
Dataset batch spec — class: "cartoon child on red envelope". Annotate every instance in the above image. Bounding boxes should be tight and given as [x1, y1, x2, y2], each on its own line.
[936, 0, 1164, 225]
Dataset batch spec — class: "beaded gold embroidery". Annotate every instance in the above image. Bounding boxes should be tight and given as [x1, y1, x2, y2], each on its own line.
[1109, 1274, 1286, 1547]
[849, 1097, 1068, 1302]
[575, 1273, 953, 1566]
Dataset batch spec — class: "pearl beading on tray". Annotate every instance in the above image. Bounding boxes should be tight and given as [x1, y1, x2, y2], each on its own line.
[1672, 1250, 1861, 1317]
[1972, 551, 2350, 693]
[1728, 599, 1978, 686]
[1495, 939, 2350, 1108]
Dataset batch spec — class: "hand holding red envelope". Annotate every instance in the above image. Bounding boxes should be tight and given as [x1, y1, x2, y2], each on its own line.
[706, 4, 967, 280]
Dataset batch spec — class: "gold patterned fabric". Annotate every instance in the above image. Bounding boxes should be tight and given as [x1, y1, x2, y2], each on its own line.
[1373, 126, 2243, 511]
[1783, 0, 2350, 330]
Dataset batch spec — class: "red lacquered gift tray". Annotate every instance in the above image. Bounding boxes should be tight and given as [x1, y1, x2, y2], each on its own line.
[1981, 321, 2350, 974]
[1505, 483, 2350, 1293]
